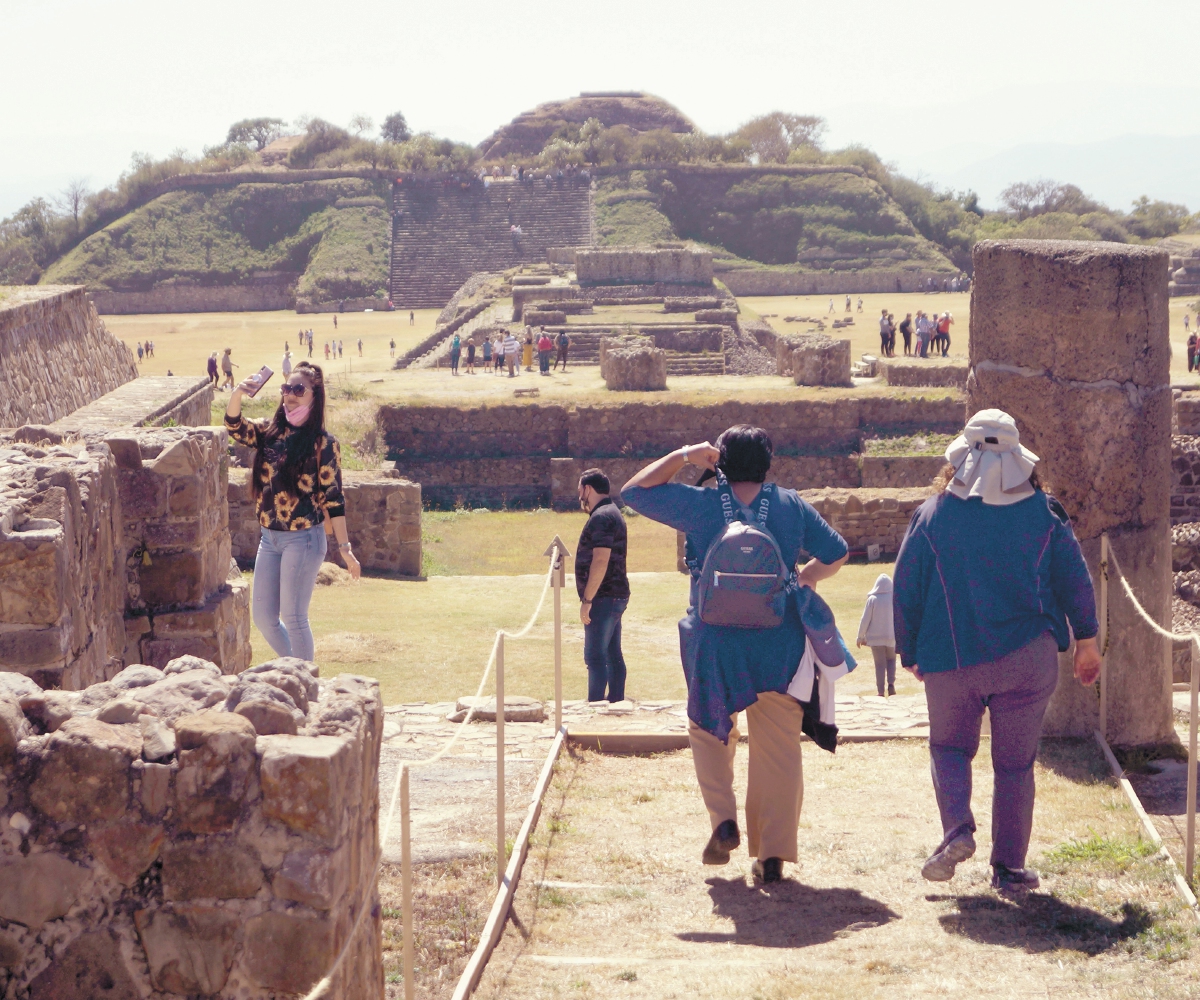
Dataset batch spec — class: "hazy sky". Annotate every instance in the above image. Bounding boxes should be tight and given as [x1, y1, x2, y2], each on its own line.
[3, 0, 1198, 218]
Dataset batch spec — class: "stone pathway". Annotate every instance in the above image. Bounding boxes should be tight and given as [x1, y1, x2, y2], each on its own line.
[376, 694, 929, 864]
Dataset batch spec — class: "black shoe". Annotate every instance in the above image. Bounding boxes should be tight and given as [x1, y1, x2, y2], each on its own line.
[888, 685, 896, 696]
[752, 857, 784, 883]
[701, 819, 740, 865]
[992, 864, 1040, 897]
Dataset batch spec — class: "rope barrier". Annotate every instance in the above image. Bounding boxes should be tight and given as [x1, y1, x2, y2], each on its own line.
[301, 556, 560, 1000]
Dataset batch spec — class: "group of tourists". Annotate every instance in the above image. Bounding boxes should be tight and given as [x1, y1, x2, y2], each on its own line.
[577, 410, 1098, 894]
[448, 327, 570, 376]
[1185, 313, 1200, 372]
[135, 339, 155, 363]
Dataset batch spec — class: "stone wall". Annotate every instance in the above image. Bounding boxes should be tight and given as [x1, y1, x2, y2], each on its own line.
[1171, 435, 1200, 525]
[576, 247, 714, 286]
[0, 286, 138, 428]
[879, 357, 969, 388]
[800, 487, 932, 557]
[0, 426, 250, 689]
[89, 280, 295, 315]
[229, 469, 422, 576]
[1177, 393, 1200, 435]
[0, 655, 384, 999]
[714, 266, 954, 296]
[50, 376, 214, 436]
[790, 337, 852, 387]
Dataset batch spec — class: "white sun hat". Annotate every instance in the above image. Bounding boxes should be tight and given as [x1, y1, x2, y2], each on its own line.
[944, 409, 1040, 506]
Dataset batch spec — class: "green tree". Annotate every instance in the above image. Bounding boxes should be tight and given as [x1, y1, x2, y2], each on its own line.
[288, 119, 352, 167]
[349, 114, 374, 137]
[1125, 196, 1191, 239]
[734, 112, 826, 163]
[381, 111, 412, 144]
[225, 117, 286, 151]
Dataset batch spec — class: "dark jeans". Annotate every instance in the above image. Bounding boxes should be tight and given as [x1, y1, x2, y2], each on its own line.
[584, 597, 628, 702]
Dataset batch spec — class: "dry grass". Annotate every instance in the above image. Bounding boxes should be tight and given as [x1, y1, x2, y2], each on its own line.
[475, 739, 1198, 1000]
[247, 561, 921, 704]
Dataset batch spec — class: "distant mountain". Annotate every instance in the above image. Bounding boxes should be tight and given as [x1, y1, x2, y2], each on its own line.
[935, 135, 1200, 212]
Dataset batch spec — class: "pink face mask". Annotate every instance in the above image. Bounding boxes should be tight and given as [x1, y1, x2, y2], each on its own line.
[284, 402, 313, 427]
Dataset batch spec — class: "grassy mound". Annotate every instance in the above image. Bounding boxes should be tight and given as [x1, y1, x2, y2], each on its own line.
[43, 178, 391, 305]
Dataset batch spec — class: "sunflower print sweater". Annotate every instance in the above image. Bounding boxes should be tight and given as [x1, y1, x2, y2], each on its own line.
[225, 414, 346, 530]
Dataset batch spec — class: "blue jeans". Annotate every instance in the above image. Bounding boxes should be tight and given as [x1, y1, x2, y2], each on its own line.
[252, 524, 327, 661]
[584, 597, 628, 702]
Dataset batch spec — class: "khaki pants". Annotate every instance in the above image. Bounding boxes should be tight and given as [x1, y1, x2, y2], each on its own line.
[688, 691, 804, 862]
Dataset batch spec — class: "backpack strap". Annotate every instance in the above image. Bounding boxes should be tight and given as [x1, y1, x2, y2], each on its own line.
[715, 470, 737, 526]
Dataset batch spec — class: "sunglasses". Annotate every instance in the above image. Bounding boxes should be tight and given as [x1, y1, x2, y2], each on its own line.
[280, 383, 310, 397]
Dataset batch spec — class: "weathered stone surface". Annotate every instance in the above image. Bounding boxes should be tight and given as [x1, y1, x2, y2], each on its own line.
[140, 714, 176, 761]
[173, 710, 258, 834]
[455, 694, 545, 722]
[273, 847, 348, 909]
[96, 696, 150, 725]
[259, 733, 353, 841]
[103, 434, 142, 470]
[791, 336, 852, 387]
[135, 668, 230, 723]
[90, 820, 165, 885]
[164, 654, 221, 676]
[18, 689, 75, 731]
[245, 657, 319, 702]
[0, 854, 89, 928]
[0, 672, 41, 700]
[879, 356, 968, 388]
[140, 761, 172, 815]
[30, 717, 141, 823]
[243, 910, 337, 994]
[0, 535, 62, 626]
[135, 903, 240, 995]
[0, 927, 23, 968]
[0, 689, 30, 754]
[234, 697, 298, 735]
[28, 928, 140, 1000]
[601, 339, 667, 391]
[161, 837, 263, 900]
[109, 663, 164, 690]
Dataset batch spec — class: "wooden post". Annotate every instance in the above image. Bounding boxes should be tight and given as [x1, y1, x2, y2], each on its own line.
[401, 765, 413, 1000]
[544, 535, 572, 735]
[496, 632, 505, 886]
[1100, 533, 1109, 739]
[1189, 636, 1198, 885]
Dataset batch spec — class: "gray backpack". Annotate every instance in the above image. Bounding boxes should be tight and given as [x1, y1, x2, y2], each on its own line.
[696, 475, 790, 628]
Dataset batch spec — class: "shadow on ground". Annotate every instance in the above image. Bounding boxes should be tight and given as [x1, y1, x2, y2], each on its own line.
[931, 892, 1154, 955]
[676, 877, 900, 947]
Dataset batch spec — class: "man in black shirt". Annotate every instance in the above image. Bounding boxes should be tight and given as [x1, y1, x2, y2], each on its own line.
[576, 469, 630, 703]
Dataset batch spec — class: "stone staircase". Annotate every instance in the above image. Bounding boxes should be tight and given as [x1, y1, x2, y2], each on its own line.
[390, 179, 592, 308]
[538, 330, 725, 375]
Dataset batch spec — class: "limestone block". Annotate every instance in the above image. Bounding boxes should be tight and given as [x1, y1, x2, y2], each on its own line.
[0, 534, 63, 626]
[103, 434, 142, 470]
[110, 663, 165, 691]
[0, 854, 88, 928]
[137, 549, 206, 609]
[164, 654, 221, 676]
[90, 820, 165, 885]
[139, 715, 176, 761]
[879, 357, 968, 388]
[243, 656, 319, 703]
[135, 903, 240, 995]
[273, 846, 349, 909]
[140, 761, 172, 815]
[0, 690, 30, 754]
[118, 467, 168, 519]
[15, 689, 74, 732]
[161, 838, 263, 900]
[524, 309, 566, 325]
[602, 342, 667, 392]
[96, 696, 149, 725]
[243, 910, 337, 994]
[791, 336, 852, 387]
[173, 710, 258, 834]
[30, 717, 141, 824]
[135, 667, 230, 723]
[28, 928, 140, 1000]
[259, 733, 354, 842]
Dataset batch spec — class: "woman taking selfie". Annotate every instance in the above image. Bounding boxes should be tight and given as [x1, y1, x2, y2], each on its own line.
[225, 361, 359, 662]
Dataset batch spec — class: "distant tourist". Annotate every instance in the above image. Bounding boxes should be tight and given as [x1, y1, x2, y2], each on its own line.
[324, 342, 331, 360]
[573, 469, 630, 704]
[886, 313, 897, 357]
[1186, 314, 1192, 336]
[409, 311, 415, 326]
[481, 336, 492, 370]
[137, 343, 144, 364]
[537, 329, 553, 375]
[522, 332, 534, 372]
[915, 312, 933, 358]
[494, 334, 505, 374]
[894, 410, 1099, 896]
[220, 348, 238, 390]
[282, 350, 293, 378]
[333, 315, 338, 330]
[357, 338, 363, 357]
[466, 337, 476, 374]
[900, 313, 913, 356]
[856, 297, 863, 313]
[857, 573, 896, 697]
[878, 309, 890, 357]
[828, 298, 835, 314]
[149, 340, 155, 357]
[307, 332, 313, 358]
[845, 295, 852, 313]
[1189, 331, 1197, 374]
[338, 340, 344, 358]
[503, 330, 519, 376]
[554, 330, 570, 371]
[937, 312, 954, 357]
[207, 351, 219, 386]
[225, 360, 358, 665]
[449, 334, 461, 375]
[621, 426, 850, 884]
[389, 338, 396, 359]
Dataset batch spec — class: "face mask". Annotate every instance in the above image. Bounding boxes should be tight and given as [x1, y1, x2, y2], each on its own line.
[285, 402, 313, 427]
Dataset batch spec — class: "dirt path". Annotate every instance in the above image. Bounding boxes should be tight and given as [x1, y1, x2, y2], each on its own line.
[477, 740, 1198, 1000]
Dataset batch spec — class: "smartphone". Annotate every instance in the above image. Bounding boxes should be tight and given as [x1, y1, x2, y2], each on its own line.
[245, 365, 273, 398]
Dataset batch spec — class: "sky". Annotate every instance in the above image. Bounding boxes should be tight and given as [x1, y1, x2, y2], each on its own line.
[3, 0, 1199, 219]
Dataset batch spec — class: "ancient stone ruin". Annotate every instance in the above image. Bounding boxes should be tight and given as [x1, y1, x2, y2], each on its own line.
[969, 239, 1173, 745]
[0, 655, 383, 998]
[599, 335, 667, 391]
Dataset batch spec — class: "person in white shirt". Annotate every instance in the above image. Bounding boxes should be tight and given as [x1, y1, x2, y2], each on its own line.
[281, 350, 293, 377]
[857, 574, 896, 696]
[502, 332, 519, 377]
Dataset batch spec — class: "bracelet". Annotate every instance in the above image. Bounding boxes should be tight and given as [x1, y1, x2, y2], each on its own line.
[581, 599, 592, 605]
[681, 446, 691, 465]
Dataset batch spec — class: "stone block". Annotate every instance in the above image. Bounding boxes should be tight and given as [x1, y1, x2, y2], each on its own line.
[791, 336, 852, 387]
[602, 340, 667, 392]
[30, 717, 141, 824]
[0, 690, 30, 755]
[0, 853, 89, 928]
[879, 357, 968, 388]
[90, 820, 165, 885]
[161, 837, 263, 900]
[273, 846, 349, 909]
[135, 903, 240, 995]
[243, 910, 337, 994]
[0, 928, 22, 968]
[174, 710, 258, 834]
[137, 549, 206, 609]
[259, 733, 354, 842]
[103, 434, 143, 470]
[141, 761, 172, 814]
[0, 623, 69, 669]
[118, 467, 168, 519]
[0, 535, 63, 626]
[28, 929, 140, 1000]
[135, 667, 230, 722]
[148, 435, 208, 477]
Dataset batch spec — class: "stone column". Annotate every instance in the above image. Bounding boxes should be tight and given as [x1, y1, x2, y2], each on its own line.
[968, 239, 1173, 746]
